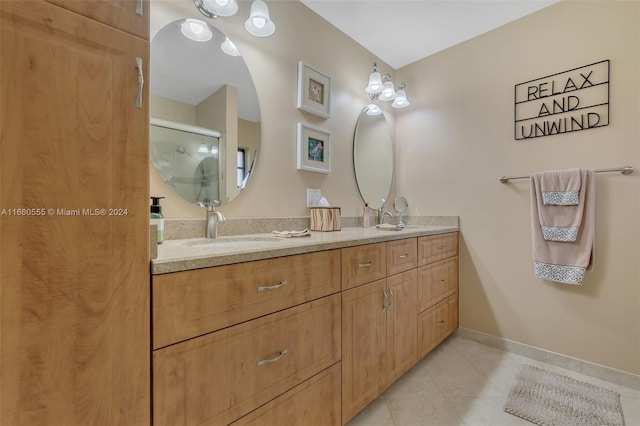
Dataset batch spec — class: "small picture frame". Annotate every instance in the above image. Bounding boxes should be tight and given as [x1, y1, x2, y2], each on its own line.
[297, 123, 331, 174]
[297, 61, 331, 118]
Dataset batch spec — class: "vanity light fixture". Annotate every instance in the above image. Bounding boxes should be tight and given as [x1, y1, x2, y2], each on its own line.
[245, 0, 276, 37]
[365, 62, 410, 108]
[181, 18, 213, 42]
[193, 0, 276, 38]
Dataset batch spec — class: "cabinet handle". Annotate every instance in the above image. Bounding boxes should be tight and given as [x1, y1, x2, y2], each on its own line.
[136, 0, 143, 16]
[398, 254, 409, 259]
[358, 261, 374, 268]
[383, 288, 389, 312]
[437, 321, 446, 327]
[388, 288, 394, 310]
[257, 349, 288, 366]
[437, 245, 445, 250]
[257, 280, 287, 292]
[135, 57, 144, 109]
[437, 279, 446, 284]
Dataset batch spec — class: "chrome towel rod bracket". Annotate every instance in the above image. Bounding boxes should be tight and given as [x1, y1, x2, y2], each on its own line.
[499, 166, 635, 183]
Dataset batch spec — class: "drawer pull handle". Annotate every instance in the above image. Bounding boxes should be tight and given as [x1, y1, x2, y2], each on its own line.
[437, 279, 446, 284]
[358, 261, 374, 268]
[388, 288, 394, 310]
[437, 321, 446, 327]
[399, 254, 409, 259]
[136, 0, 143, 16]
[257, 280, 288, 292]
[257, 349, 288, 366]
[437, 245, 445, 250]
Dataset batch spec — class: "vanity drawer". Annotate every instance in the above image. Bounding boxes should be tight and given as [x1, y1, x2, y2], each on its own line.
[417, 257, 459, 312]
[417, 232, 458, 266]
[387, 238, 417, 276]
[417, 293, 458, 359]
[342, 242, 387, 290]
[153, 250, 340, 349]
[153, 294, 341, 426]
[231, 363, 341, 426]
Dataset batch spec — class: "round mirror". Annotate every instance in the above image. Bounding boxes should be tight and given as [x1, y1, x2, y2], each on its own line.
[353, 106, 393, 209]
[150, 20, 260, 206]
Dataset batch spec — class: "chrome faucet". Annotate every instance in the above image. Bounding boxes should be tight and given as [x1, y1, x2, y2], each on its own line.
[378, 198, 394, 224]
[205, 201, 226, 239]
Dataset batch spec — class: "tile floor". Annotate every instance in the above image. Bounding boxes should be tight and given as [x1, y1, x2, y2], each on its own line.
[346, 335, 640, 426]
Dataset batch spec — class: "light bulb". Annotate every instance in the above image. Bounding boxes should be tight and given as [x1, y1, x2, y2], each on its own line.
[252, 17, 266, 29]
[365, 104, 382, 116]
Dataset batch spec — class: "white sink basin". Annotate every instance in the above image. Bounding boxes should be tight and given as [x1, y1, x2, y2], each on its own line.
[179, 236, 283, 248]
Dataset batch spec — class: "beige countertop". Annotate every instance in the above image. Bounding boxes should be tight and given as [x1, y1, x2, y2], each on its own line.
[152, 225, 458, 274]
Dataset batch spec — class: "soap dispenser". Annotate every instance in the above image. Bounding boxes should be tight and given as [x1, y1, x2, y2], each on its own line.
[362, 203, 370, 228]
[150, 196, 165, 244]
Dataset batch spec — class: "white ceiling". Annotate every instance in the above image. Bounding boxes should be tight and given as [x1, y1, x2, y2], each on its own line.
[299, 0, 559, 69]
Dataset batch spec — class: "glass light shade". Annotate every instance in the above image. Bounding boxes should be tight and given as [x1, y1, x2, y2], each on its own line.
[221, 37, 241, 56]
[181, 19, 213, 42]
[245, 0, 275, 37]
[365, 71, 383, 94]
[378, 81, 397, 101]
[391, 89, 410, 108]
[365, 104, 382, 116]
[202, 0, 238, 17]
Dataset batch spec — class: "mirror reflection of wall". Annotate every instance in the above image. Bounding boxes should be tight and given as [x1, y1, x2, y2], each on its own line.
[150, 18, 261, 207]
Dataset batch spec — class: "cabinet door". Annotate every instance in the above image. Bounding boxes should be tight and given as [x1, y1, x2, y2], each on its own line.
[45, 0, 149, 39]
[1, 2, 149, 425]
[417, 293, 458, 359]
[341, 279, 387, 423]
[386, 270, 418, 384]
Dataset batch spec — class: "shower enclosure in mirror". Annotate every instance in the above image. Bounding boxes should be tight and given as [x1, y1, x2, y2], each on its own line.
[353, 105, 394, 210]
[150, 18, 260, 206]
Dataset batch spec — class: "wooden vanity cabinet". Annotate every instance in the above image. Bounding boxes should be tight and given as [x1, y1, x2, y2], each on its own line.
[1, 1, 149, 425]
[341, 239, 418, 423]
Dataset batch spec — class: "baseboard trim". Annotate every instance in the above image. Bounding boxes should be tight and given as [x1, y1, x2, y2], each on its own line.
[455, 327, 640, 391]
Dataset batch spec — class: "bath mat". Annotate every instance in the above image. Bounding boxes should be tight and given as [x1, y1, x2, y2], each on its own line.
[503, 365, 625, 426]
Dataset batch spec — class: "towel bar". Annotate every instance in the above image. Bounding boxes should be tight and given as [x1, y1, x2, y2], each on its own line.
[499, 166, 635, 183]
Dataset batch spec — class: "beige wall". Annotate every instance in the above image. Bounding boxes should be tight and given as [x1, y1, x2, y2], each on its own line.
[396, 1, 639, 374]
[150, 0, 396, 219]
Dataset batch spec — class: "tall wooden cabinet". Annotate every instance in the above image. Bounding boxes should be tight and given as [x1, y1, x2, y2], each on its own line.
[0, 1, 150, 424]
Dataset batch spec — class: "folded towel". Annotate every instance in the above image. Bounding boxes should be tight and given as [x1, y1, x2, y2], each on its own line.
[531, 169, 595, 284]
[540, 168, 581, 205]
[533, 169, 587, 242]
[272, 229, 311, 238]
[376, 223, 401, 231]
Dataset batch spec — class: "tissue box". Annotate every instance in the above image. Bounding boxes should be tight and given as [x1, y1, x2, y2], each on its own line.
[310, 207, 341, 231]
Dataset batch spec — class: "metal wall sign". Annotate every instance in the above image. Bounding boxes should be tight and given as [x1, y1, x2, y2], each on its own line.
[514, 60, 609, 140]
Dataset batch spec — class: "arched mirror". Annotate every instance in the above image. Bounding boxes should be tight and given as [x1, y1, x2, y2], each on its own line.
[353, 106, 394, 209]
[150, 20, 260, 206]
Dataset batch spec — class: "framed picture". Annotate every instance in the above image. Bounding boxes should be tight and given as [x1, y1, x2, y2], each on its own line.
[297, 123, 331, 174]
[297, 61, 331, 118]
